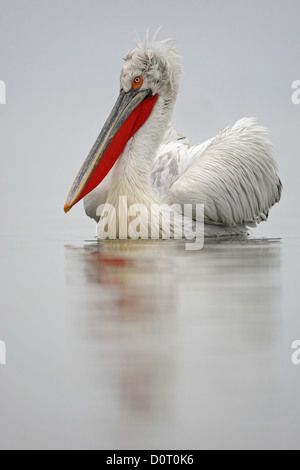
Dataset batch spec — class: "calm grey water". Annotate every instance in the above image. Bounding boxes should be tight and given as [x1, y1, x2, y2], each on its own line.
[0, 228, 299, 450]
[0, 0, 300, 451]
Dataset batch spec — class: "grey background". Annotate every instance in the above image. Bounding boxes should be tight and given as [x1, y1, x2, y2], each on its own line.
[0, 0, 299, 237]
[0, 0, 300, 450]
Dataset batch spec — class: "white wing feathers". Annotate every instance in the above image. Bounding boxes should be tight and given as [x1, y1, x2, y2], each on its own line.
[151, 125, 190, 203]
[86, 119, 282, 232]
[163, 118, 282, 227]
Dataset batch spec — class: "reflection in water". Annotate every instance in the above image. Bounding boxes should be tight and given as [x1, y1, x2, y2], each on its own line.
[65, 238, 282, 447]
[65, 240, 181, 421]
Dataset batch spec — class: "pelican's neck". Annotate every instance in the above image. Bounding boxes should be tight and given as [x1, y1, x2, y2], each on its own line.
[106, 96, 173, 207]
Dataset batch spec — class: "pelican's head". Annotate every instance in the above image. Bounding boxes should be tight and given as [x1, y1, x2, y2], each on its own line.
[64, 38, 182, 213]
[121, 39, 182, 104]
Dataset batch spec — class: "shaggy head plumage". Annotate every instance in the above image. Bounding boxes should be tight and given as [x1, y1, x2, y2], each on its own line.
[120, 38, 182, 103]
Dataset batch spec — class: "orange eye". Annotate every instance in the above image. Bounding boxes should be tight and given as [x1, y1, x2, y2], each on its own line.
[132, 76, 143, 90]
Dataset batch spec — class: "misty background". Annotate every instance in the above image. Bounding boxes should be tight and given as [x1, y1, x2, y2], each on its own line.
[0, 0, 299, 238]
[0, 0, 300, 450]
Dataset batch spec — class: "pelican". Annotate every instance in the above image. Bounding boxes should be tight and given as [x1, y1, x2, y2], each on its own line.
[64, 36, 282, 239]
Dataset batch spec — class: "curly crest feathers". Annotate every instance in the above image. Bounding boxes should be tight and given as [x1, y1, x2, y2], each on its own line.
[120, 32, 182, 101]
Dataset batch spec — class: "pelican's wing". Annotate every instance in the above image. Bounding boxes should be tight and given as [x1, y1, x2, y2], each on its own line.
[170, 118, 282, 226]
[151, 124, 214, 203]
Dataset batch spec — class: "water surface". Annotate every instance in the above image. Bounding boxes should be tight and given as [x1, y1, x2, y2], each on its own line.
[0, 233, 299, 449]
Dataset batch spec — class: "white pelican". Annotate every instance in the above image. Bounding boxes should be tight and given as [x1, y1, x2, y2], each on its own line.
[64, 37, 282, 239]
